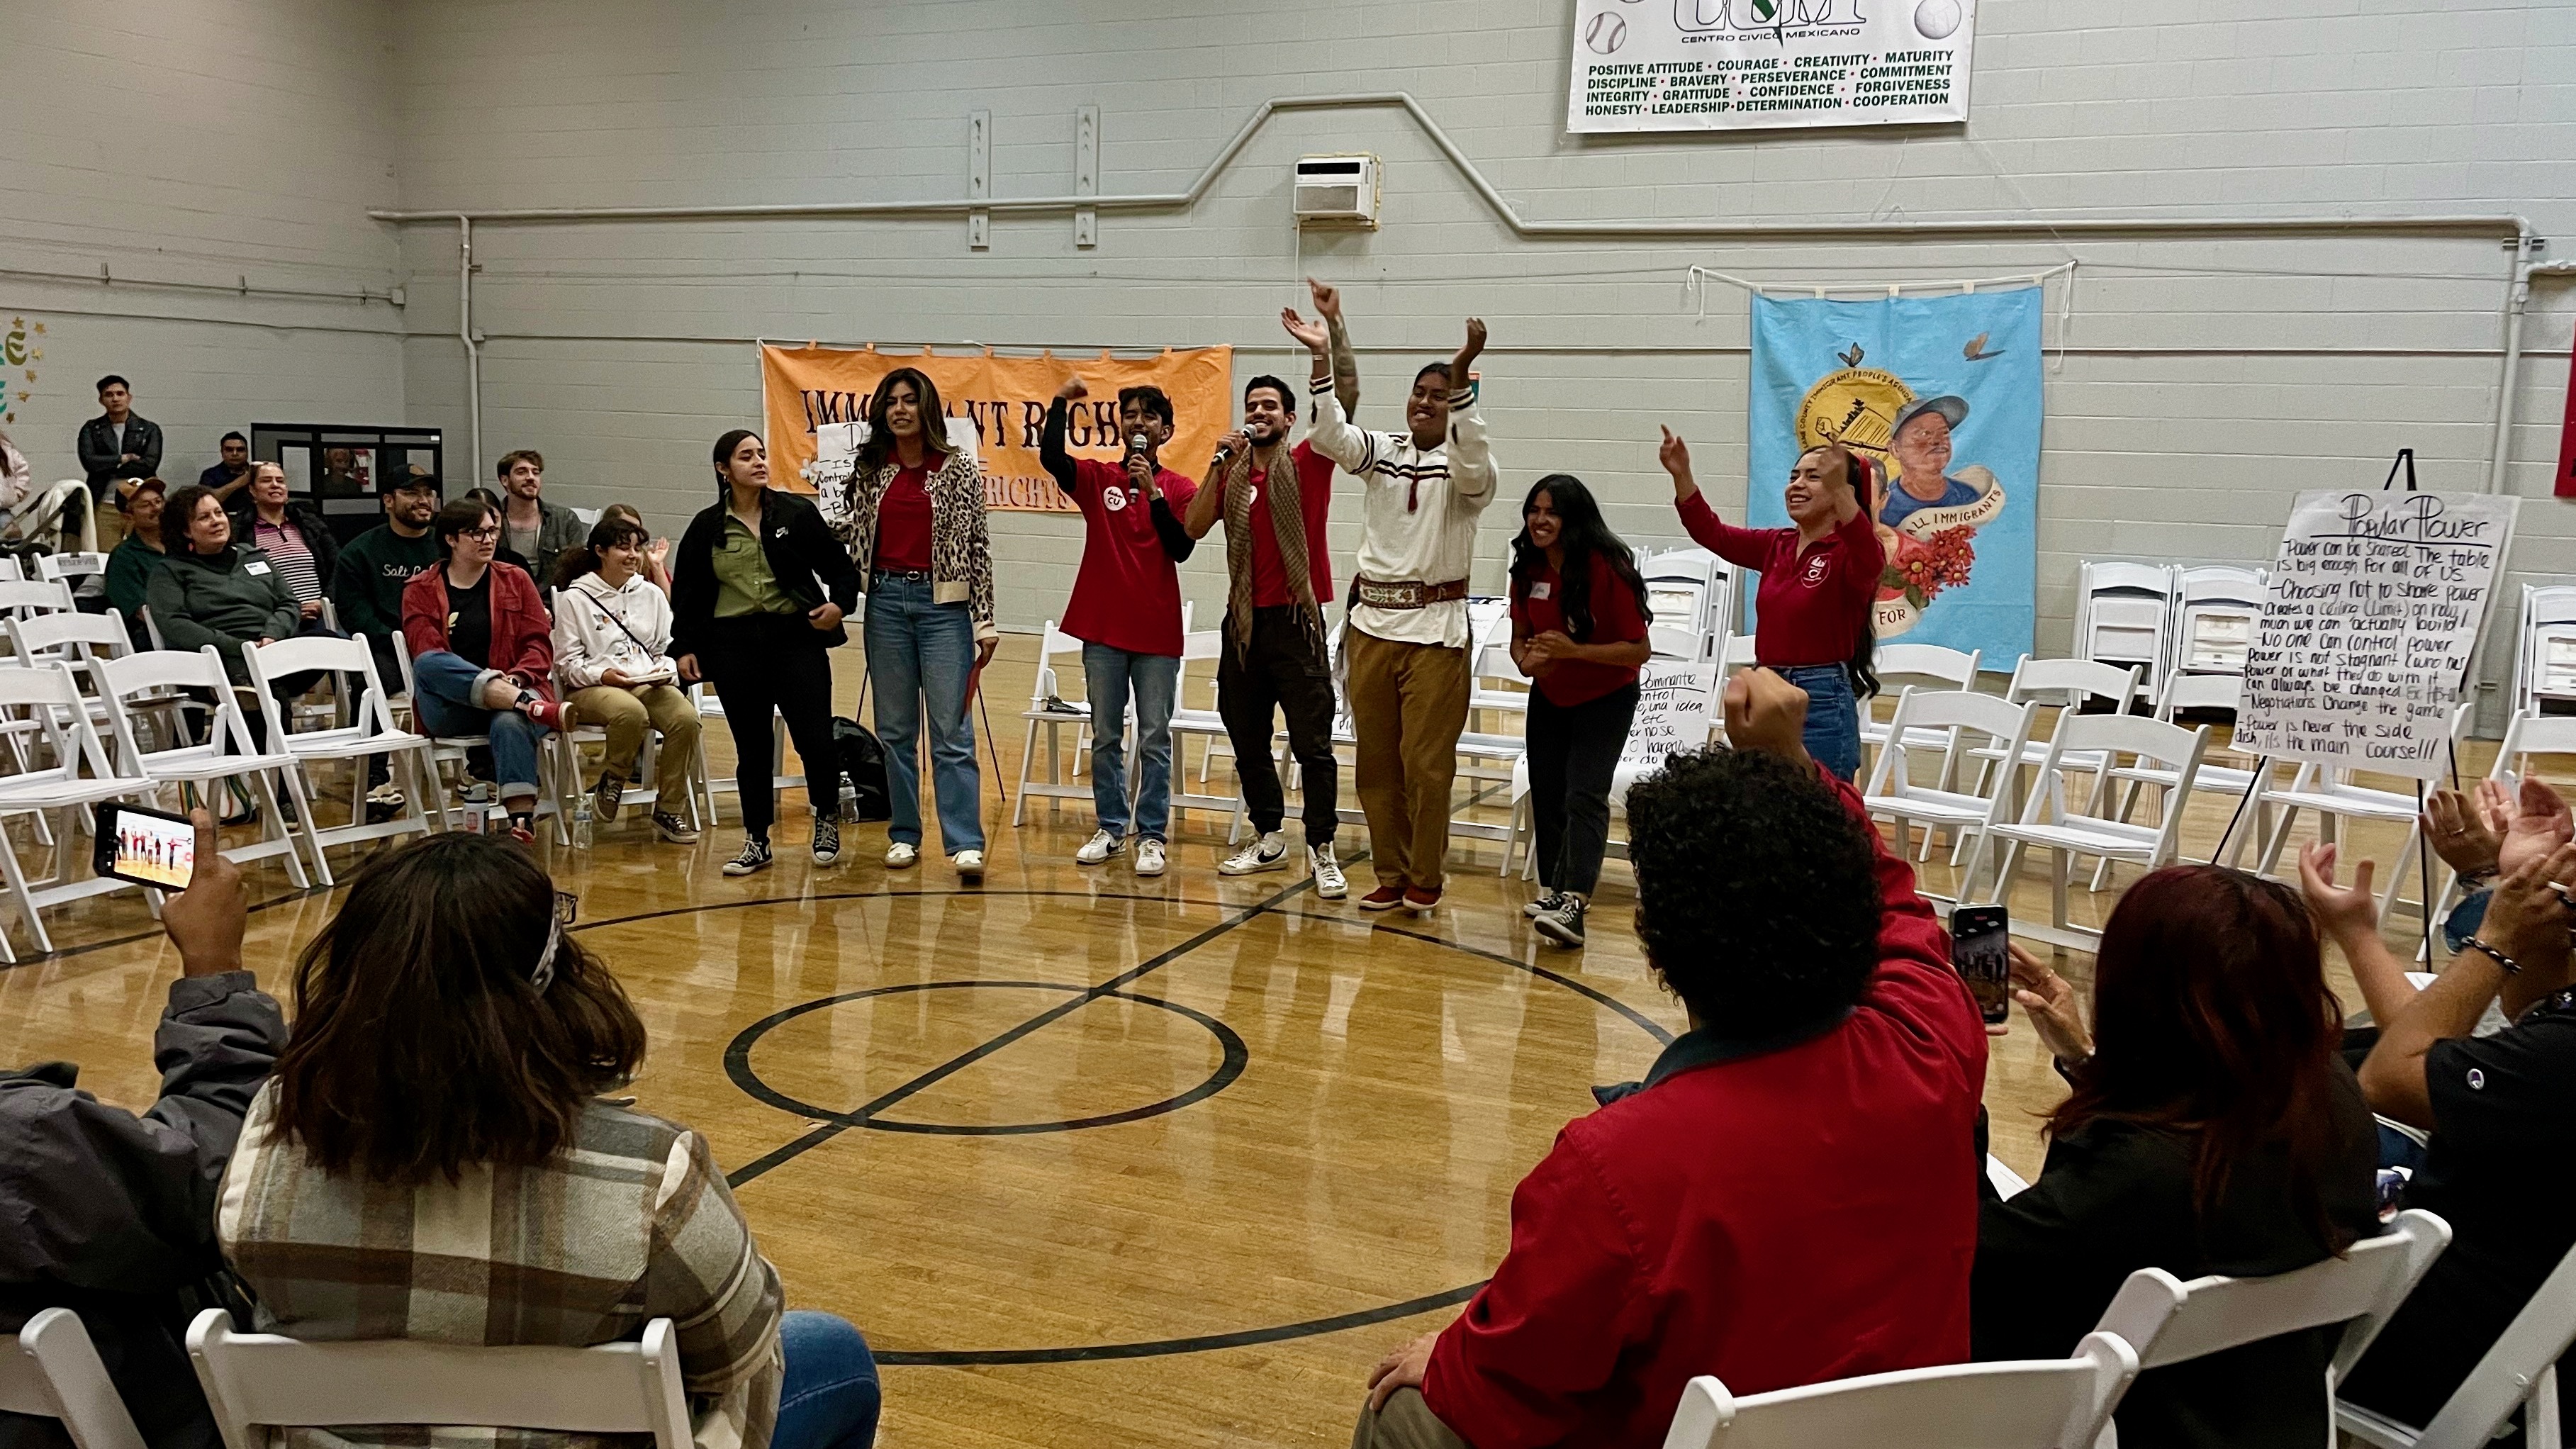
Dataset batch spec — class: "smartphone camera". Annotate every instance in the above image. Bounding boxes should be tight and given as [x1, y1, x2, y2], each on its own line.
[94, 802, 198, 892]
[1951, 905, 2011, 1026]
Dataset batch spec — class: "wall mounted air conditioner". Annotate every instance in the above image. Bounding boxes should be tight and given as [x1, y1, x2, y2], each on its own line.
[1293, 154, 1381, 229]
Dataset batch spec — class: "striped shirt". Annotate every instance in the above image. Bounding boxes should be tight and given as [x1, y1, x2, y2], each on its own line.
[218, 1083, 785, 1449]
[251, 519, 323, 607]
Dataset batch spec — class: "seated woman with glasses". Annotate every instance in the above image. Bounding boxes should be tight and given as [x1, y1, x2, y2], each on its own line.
[217, 832, 882, 1449]
[401, 496, 572, 842]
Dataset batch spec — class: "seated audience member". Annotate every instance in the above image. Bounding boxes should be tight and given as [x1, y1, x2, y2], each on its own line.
[105, 476, 170, 638]
[463, 486, 533, 574]
[401, 497, 571, 843]
[196, 431, 252, 504]
[2334, 831, 2576, 1436]
[1, 812, 276, 1449]
[145, 483, 300, 679]
[216, 832, 880, 1449]
[331, 471, 443, 811]
[228, 461, 339, 625]
[602, 502, 674, 595]
[551, 514, 703, 843]
[1973, 869, 2378, 1448]
[1351, 668, 1986, 1449]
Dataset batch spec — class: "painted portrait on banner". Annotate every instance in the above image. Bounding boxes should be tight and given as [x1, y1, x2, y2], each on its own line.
[1747, 286, 2041, 662]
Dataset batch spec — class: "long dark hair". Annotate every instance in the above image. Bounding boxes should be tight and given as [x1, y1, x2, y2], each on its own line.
[1804, 443, 1881, 698]
[550, 513, 651, 592]
[269, 834, 648, 1185]
[857, 367, 954, 473]
[1508, 475, 1649, 642]
[2051, 865, 2358, 1250]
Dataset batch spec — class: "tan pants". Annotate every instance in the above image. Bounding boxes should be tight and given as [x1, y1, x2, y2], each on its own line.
[568, 683, 702, 807]
[1350, 1389, 1471, 1449]
[1344, 628, 1470, 893]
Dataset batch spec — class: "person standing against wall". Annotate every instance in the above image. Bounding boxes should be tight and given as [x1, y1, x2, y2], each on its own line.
[1509, 476, 1651, 949]
[77, 374, 160, 547]
[1292, 298, 1494, 918]
[819, 369, 997, 883]
[1657, 430, 1881, 781]
[1040, 373, 1197, 878]
[673, 430, 860, 877]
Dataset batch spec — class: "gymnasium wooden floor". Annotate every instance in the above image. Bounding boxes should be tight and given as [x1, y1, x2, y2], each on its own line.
[0, 637, 2485, 1449]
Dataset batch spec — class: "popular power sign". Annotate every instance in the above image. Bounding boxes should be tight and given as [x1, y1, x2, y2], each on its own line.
[1567, 0, 1975, 133]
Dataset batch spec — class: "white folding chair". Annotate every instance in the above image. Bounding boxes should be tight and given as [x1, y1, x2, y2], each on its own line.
[1659, 1333, 2138, 1449]
[245, 633, 441, 877]
[0, 663, 167, 961]
[2247, 701, 2475, 927]
[1956, 658, 2142, 873]
[1986, 712, 2209, 951]
[2341, 1234, 2576, 1449]
[36, 552, 111, 593]
[91, 648, 318, 884]
[2091, 669, 2266, 885]
[2076, 561, 2177, 701]
[2511, 584, 2576, 717]
[1467, 603, 1528, 732]
[186, 1309, 692, 1449]
[2093, 1209, 2452, 1445]
[1013, 620, 1097, 827]
[0, 578, 74, 620]
[1642, 548, 1728, 662]
[393, 636, 570, 841]
[1859, 643, 1983, 763]
[2174, 564, 2267, 676]
[1861, 687, 2037, 901]
[1, 1308, 150, 1449]
[1718, 634, 1758, 676]
[1167, 626, 1248, 837]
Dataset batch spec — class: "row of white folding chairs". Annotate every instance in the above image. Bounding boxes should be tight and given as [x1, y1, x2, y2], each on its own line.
[28, 1209, 2548, 1449]
[2074, 560, 2268, 691]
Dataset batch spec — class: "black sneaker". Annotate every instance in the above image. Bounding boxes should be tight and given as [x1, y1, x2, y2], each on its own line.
[1534, 895, 1589, 949]
[812, 812, 841, 865]
[722, 837, 773, 875]
[1523, 890, 1565, 920]
[594, 772, 627, 822]
[654, 811, 702, 844]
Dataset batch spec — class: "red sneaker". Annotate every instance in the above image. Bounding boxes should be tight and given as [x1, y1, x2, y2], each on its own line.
[1358, 885, 1407, 912]
[524, 698, 576, 731]
[1403, 887, 1442, 917]
[505, 819, 537, 845]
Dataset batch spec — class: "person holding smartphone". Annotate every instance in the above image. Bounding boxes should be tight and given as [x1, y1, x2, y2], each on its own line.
[1038, 373, 1197, 878]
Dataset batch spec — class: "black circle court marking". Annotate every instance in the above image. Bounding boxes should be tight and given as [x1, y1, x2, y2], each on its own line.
[725, 980, 1249, 1135]
[570, 875, 1674, 1366]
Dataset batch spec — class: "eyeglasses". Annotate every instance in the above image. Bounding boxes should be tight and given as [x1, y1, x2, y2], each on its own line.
[461, 526, 501, 542]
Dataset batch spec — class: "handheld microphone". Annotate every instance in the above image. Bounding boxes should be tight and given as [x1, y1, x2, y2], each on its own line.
[1126, 431, 1148, 461]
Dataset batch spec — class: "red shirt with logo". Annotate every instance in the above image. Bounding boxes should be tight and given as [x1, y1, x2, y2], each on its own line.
[1241, 440, 1337, 609]
[1060, 458, 1199, 658]
[1511, 552, 1649, 707]
[873, 465, 934, 572]
[1676, 491, 1884, 668]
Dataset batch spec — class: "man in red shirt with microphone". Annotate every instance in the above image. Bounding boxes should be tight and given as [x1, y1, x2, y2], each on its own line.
[1039, 373, 1201, 878]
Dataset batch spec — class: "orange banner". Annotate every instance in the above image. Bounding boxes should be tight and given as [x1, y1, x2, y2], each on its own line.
[759, 344, 1236, 513]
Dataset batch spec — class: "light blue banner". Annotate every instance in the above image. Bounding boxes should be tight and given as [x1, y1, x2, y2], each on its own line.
[1747, 286, 2042, 666]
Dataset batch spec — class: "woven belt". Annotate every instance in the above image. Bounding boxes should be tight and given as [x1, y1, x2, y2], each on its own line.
[1353, 576, 1469, 610]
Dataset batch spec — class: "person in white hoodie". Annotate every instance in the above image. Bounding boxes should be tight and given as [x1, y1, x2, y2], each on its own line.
[551, 513, 705, 843]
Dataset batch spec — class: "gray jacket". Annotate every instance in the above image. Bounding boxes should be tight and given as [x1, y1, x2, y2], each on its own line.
[0, 973, 286, 1449]
[513, 500, 590, 588]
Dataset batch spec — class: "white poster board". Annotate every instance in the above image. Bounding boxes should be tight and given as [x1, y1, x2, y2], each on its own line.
[2234, 490, 2520, 781]
[1620, 662, 1721, 769]
[1567, 0, 1974, 134]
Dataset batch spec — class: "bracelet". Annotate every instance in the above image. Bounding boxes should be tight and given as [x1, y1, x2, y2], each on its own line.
[2464, 936, 2524, 975]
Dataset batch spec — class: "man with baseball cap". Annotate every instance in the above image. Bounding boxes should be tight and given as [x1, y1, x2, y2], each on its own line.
[1880, 395, 1981, 526]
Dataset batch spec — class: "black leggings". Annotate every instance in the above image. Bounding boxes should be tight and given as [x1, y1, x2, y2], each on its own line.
[702, 615, 839, 838]
[1526, 682, 1639, 897]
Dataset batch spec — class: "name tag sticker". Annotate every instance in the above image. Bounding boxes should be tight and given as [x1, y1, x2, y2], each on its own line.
[1530, 582, 1552, 600]
[245, 560, 272, 575]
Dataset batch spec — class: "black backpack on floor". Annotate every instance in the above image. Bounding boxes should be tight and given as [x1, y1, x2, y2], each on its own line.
[833, 715, 891, 822]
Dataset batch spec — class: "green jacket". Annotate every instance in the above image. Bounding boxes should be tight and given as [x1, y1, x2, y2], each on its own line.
[330, 523, 439, 642]
[144, 545, 299, 680]
[103, 536, 167, 619]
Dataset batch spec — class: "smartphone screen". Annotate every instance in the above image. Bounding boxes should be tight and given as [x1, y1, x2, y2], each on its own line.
[94, 802, 197, 891]
[1951, 905, 2011, 1025]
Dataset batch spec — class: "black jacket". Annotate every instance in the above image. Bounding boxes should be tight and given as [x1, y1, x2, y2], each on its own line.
[0, 972, 286, 1449]
[76, 414, 163, 491]
[223, 496, 340, 592]
[1972, 1063, 2382, 1449]
[672, 488, 861, 655]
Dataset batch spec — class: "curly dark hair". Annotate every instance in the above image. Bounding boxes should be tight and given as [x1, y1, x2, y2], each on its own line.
[1623, 746, 1881, 1031]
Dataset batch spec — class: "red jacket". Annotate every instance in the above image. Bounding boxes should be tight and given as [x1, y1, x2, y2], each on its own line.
[1421, 771, 1986, 1449]
[1677, 491, 1884, 669]
[400, 561, 558, 703]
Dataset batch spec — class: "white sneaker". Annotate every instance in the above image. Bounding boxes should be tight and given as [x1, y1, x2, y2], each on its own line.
[884, 841, 919, 870]
[1075, 828, 1124, 865]
[1219, 831, 1289, 876]
[1135, 838, 1167, 877]
[952, 849, 985, 882]
[1309, 842, 1348, 900]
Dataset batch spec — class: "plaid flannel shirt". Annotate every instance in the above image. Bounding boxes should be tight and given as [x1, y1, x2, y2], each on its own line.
[218, 1085, 784, 1449]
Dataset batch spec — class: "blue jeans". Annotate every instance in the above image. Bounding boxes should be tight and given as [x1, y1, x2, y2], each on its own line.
[409, 649, 550, 800]
[865, 575, 984, 853]
[1082, 643, 1180, 841]
[1777, 663, 1862, 783]
[774, 1311, 880, 1449]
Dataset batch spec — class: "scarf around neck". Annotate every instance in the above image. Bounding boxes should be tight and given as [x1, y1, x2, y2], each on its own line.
[1220, 440, 1320, 654]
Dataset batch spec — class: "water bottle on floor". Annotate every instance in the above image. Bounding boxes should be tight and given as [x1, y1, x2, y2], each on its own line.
[572, 794, 593, 849]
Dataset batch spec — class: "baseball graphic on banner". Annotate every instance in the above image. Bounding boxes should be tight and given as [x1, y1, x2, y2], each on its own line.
[1584, 8, 1630, 53]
